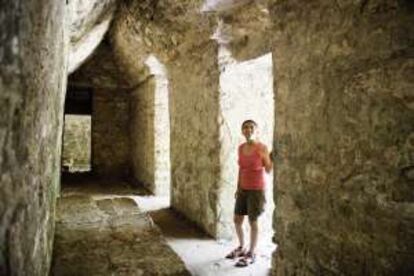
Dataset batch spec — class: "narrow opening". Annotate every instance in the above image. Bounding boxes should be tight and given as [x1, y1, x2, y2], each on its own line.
[218, 45, 275, 268]
[62, 86, 93, 173]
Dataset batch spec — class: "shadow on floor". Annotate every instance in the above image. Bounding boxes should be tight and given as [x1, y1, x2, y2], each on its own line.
[61, 172, 150, 196]
[149, 208, 213, 240]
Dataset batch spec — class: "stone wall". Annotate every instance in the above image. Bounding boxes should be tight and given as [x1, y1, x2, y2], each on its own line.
[152, 69, 171, 197]
[68, 40, 132, 90]
[0, 1, 67, 275]
[217, 46, 274, 238]
[169, 43, 221, 236]
[68, 0, 117, 73]
[92, 89, 130, 178]
[215, 1, 272, 61]
[62, 115, 92, 172]
[130, 56, 171, 196]
[269, 1, 414, 275]
[111, 0, 221, 235]
[68, 38, 135, 179]
[130, 77, 156, 191]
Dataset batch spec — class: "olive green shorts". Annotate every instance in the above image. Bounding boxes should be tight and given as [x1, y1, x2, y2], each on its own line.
[234, 189, 266, 221]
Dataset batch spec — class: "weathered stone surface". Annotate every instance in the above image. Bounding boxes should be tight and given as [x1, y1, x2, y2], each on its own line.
[111, 0, 221, 236]
[52, 195, 190, 275]
[201, 0, 251, 12]
[217, 46, 274, 238]
[130, 56, 171, 196]
[2, 0, 413, 275]
[69, 39, 133, 89]
[168, 42, 221, 237]
[211, 1, 272, 61]
[130, 77, 157, 192]
[0, 0, 67, 275]
[68, 0, 118, 73]
[68, 35, 135, 179]
[62, 115, 92, 172]
[151, 64, 172, 197]
[269, 1, 414, 275]
[111, 0, 217, 69]
[92, 89, 130, 178]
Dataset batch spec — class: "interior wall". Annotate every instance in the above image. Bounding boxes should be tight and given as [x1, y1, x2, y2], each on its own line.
[130, 77, 156, 190]
[217, 46, 274, 238]
[130, 57, 171, 196]
[169, 43, 221, 237]
[152, 68, 171, 197]
[67, 0, 118, 73]
[109, 0, 222, 235]
[269, 1, 414, 275]
[92, 89, 130, 178]
[0, 1, 67, 275]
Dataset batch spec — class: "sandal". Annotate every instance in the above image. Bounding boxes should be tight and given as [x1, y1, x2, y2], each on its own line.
[235, 251, 256, 267]
[225, 246, 246, 259]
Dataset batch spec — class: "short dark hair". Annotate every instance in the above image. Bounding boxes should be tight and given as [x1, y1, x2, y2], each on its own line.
[241, 119, 257, 129]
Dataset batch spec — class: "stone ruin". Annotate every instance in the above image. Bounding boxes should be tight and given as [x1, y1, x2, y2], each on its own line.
[1, 0, 413, 275]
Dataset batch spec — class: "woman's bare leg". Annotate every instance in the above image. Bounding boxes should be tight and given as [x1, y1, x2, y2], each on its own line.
[234, 215, 245, 247]
[249, 219, 258, 254]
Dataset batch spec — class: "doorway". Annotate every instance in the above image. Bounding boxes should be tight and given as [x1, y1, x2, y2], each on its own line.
[218, 45, 275, 256]
[62, 86, 93, 173]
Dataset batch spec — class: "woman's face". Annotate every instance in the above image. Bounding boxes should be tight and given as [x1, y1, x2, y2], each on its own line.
[242, 122, 256, 140]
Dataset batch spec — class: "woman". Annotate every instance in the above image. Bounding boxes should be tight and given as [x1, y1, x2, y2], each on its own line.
[225, 119, 273, 267]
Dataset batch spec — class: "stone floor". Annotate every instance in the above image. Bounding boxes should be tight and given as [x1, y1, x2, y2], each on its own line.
[52, 174, 275, 276]
[52, 175, 189, 275]
[147, 207, 275, 276]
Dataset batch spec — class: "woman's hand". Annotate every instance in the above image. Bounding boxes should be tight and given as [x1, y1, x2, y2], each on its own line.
[269, 150, 276, 161]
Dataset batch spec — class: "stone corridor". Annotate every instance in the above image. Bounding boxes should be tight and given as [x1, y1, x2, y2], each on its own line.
[53, 174, 274, 275]
[1, 0, 413, 275]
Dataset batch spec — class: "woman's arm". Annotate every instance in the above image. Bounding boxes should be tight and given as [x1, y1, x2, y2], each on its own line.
[235, 168, 241, 198]
[261, 144, 273, 173]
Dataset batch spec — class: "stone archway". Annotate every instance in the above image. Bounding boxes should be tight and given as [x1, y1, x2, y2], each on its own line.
[129, 55, 171, 197]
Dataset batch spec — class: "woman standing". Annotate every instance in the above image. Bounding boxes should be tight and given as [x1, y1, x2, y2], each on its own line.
[225, 119, 273, 267]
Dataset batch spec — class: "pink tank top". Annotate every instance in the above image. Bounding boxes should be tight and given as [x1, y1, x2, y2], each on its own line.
[238, 143, 265, 190]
